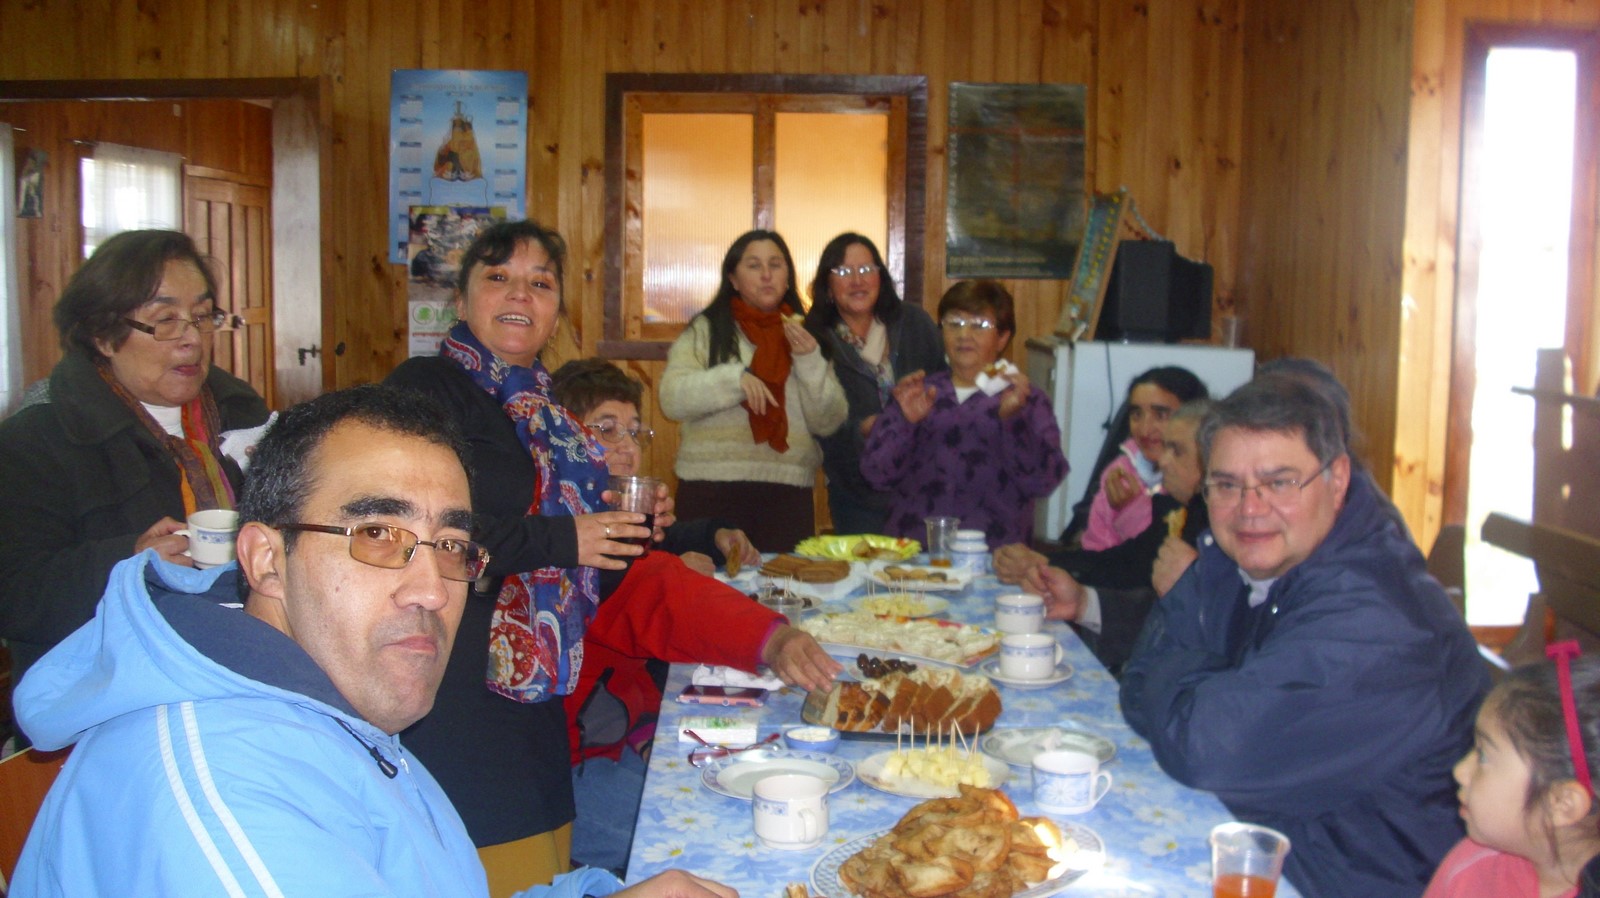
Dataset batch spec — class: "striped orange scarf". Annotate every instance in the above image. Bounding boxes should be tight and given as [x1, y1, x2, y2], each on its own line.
[97, 362, 235, 513]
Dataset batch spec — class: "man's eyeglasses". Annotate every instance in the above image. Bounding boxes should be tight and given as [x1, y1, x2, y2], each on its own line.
[941, 316, 997, 333]
[276, 523, 490, 582]
[590, 421, 652, 447]
[829, 264, 879, 279]
[1203, 458, 1336, 510]
[123, 311, 229, 341]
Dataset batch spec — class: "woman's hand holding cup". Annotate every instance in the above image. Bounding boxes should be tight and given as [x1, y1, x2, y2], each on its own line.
[575, 511, 649, 569]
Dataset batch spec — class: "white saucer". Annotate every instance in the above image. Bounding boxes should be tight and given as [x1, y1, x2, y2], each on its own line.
[980, 658, 1073, 689]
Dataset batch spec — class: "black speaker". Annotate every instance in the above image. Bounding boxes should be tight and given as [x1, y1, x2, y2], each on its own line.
[1097, 240, 1213, 343]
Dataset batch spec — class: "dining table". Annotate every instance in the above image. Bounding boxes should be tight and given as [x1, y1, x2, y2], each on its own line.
[623, 558, 1303, 898]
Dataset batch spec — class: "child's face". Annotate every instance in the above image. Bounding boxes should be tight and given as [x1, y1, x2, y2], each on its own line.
[1128, 384, 1182, 463]
[1454, 702, 1538, 856]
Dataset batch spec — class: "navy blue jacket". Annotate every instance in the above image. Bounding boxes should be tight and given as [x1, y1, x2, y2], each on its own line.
[1120, 472, 1488, 898]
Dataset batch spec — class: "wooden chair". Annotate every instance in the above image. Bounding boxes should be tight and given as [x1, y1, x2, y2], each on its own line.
[0, 746, 69, 890]
[1475, 349, 1600, 663]
[1484, 513, 1600, 656]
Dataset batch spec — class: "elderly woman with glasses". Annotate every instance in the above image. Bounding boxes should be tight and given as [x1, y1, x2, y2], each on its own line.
[385, 220, 837, 895]
[860, 279, 1067, 549]
[0, 229, 268, 694]
[802, 233, 946, 536]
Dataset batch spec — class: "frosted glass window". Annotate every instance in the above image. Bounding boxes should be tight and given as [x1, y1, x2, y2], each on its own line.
[774, 113, 889, 305]
[641, 114, 753, 323]
[80, 142, 182, 258]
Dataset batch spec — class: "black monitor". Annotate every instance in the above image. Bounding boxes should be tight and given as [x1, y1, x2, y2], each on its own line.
[1096, 240, 1213, 343]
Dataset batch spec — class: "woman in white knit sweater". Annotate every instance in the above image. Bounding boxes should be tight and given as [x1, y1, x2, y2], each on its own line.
[660, 230, 847, 551]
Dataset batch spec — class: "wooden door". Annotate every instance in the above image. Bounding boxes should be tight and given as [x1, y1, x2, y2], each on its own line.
[185, 174, 273, 406]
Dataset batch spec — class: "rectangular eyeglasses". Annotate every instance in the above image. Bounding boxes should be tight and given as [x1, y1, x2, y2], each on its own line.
[123, 310, 229, 341]
[277, 523, 490, 582]
[829, 264, 879, 279]
[941, 316, 996, 332]
[1203, 458, 1336, 510]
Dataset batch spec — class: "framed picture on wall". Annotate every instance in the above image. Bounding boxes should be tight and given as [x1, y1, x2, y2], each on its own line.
[945, 83, 1086, 279]
[17, 149, 45, 219]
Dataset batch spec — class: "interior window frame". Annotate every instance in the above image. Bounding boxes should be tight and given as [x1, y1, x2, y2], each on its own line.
[601, 73, 927, 360]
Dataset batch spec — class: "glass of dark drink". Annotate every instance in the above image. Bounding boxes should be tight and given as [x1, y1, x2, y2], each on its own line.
[608, 475, 662, 552]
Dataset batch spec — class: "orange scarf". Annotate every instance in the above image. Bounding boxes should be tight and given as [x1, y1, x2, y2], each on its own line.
[730, 298, 793, 453]
[97, 361, 234, 514]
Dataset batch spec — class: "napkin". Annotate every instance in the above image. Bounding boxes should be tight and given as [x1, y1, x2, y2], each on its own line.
[219, 412, 278, 472]
[690, 664, 784, 691]
[975, 359, 1020, 396]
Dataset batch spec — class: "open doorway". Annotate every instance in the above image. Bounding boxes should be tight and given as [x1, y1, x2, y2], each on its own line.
[0, 79, 324, 408]
[1447, 26, 1600, 626]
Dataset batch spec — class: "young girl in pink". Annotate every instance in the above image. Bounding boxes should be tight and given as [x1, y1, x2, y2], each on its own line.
[1425, 645, 1600, 898]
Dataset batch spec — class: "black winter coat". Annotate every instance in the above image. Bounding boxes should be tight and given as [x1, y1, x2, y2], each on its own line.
[0, 353, 267, 683]
[811, 303, 946, 525]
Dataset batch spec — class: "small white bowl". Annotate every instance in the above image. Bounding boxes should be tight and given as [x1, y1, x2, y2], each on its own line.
[784, 725, 841, 754]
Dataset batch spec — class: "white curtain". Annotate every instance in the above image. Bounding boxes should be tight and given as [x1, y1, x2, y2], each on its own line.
[80, 142, 181, 258]
[0, 125, 23, 415]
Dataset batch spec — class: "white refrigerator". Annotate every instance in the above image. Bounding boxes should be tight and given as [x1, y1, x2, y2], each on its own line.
[1024, 338, 1257, 542]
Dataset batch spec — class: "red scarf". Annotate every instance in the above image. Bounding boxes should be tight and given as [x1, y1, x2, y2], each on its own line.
[730, 298, 793, 452]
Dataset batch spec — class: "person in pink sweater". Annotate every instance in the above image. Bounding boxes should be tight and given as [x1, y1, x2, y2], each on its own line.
[1075, 366, 1207, 550]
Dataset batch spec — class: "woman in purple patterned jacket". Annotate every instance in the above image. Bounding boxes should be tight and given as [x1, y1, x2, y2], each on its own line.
[859, 280, 1067, 549]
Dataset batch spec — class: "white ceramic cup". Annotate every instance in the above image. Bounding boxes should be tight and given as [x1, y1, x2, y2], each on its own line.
[751, 773, 829, 850]
[1032, 748, 1113, 814]
[177, 509, 240, 567]
[999, 633, 1064, 680]
[994, 593, 1045, 634]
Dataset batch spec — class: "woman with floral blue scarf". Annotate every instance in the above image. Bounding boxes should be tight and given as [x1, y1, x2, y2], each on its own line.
[384, 220, 668, 894]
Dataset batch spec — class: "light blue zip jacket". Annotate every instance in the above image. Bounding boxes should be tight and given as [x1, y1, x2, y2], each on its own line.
[10, 552, 624, 898]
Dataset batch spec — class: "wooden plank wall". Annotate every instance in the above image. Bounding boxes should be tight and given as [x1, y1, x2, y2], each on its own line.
[0, 98, 274, 384]
[1399, 0, 1600, 552]
[0, 0, 1256, 506]
[1235, 0, 1416, 519]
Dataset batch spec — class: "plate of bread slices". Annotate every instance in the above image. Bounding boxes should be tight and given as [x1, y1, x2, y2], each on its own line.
[800, 666, 1002, 735]
[868, 563, 973, 592]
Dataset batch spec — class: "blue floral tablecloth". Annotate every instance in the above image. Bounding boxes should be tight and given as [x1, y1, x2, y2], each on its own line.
[624, 567, 1301, 898]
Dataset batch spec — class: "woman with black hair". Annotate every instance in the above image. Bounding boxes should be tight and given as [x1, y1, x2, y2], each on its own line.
[660, 230, 847, 550]
[802, 233, 945, 535]
[1069, 366, 1208, 550]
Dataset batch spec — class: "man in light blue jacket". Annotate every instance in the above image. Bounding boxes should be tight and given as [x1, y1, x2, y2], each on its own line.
[10, 385, 736, 898]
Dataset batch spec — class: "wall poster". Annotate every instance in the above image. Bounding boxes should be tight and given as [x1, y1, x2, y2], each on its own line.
[945, 83, 1086, 279]
[406, 205, 505, 357]
[388, 69, 527, 264]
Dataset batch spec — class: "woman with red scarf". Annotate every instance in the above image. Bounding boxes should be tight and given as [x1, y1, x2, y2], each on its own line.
[660, 230, 848, 550]
[0, 230, 268, 700]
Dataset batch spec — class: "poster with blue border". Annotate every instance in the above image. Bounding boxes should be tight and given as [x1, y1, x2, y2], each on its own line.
[389, 69, 528, 263]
